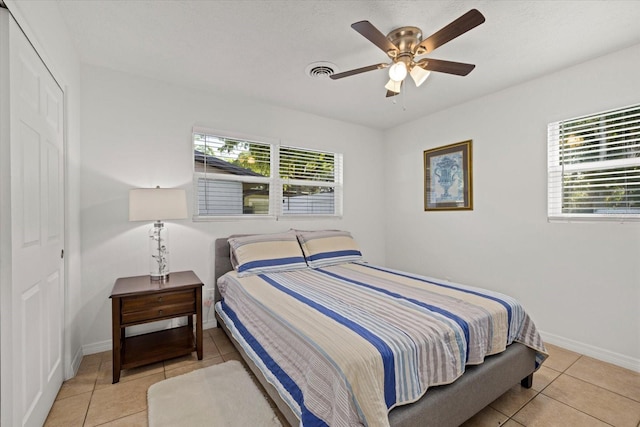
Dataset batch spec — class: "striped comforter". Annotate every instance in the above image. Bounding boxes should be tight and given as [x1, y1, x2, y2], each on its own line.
[216, 263, 547, 427]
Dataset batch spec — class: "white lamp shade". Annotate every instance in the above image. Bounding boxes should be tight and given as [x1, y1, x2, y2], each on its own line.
[384, 79, 402, 94]
[129, 188, 188, 221]
[410, 65, 431, 87]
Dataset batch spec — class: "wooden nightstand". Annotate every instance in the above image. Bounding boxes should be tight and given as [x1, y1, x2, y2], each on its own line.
[110, 270, 203, 383]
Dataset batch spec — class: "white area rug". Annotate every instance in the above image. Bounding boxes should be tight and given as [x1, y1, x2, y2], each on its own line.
[148, 360, 283, 427]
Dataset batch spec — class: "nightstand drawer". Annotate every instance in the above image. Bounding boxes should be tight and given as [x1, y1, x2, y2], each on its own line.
[121, 302, 195, 324]
[121, 290, 195, 324]
[122, 290, 194, 312]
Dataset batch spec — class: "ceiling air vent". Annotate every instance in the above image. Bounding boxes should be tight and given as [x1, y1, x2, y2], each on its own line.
[305, 62, 338, 79]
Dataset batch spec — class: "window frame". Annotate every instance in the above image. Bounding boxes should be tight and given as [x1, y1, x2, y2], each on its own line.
[193, 128, 343, 221]
[547, 104, 640, 222]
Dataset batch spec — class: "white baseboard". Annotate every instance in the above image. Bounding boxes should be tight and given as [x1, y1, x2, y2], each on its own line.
[65, 345, 83, 380]
[82, 339, 111, 355]
[540, 331, 640, 372]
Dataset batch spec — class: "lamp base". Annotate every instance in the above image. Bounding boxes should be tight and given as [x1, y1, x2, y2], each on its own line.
[149, 221, 170, 281]
[150, 273, 169, 283]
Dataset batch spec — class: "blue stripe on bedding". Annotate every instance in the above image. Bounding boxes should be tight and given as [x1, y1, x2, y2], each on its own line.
[307, 249, 362, 262]
[220, 300, 327, 427]
[259, 274, 398, 409]
[317, 268, 472, 363]
[359, 263, 515, 331]
[237, 256, 307, 273]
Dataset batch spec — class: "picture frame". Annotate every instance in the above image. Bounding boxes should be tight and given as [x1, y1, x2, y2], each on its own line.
[424, 140, 473, 211]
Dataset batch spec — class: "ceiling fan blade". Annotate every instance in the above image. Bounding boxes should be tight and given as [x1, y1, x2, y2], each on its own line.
[351, 21, 399, 56]
[416, 9, 485, 54]
[386, 90, 399, 98]
[417, 58, 476, 76]
[330, 63, 388, 80]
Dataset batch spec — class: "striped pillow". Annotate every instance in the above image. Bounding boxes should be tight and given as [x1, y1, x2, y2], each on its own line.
[228, 233, 307, 276]
[296, 230, 362, 268]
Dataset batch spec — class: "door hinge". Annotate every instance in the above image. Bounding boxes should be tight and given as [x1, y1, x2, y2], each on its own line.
[61, 249, 64, 259]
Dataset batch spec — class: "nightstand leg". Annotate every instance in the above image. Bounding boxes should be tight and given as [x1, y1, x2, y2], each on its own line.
[112, 297, 122, 383]
[196, 287, 203, 360]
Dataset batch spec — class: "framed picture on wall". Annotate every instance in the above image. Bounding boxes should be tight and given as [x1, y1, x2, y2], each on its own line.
[424, 140, 473, 211]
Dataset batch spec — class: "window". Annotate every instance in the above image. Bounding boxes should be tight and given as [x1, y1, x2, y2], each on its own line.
[279, 146, 339, 216]
[548, 104, 640, 221]
[193, 129, 342, 219]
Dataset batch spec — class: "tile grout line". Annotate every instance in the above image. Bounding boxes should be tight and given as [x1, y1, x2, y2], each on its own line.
[82, 353, 103, 427]
[504, 385, 542, 426]
[496, 353, 586, 427]
[539, 386, 617, 427]
[560, 369, 640, 404]
[516, 354, 615, 426]
[539, 371, 633, 427]
[498, 354, 568, 426]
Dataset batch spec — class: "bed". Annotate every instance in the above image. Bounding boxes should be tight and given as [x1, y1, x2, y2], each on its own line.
[213, 231, 547, 427]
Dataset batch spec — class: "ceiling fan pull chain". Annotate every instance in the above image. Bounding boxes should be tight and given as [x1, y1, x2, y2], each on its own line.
[402, 82, 407, 111]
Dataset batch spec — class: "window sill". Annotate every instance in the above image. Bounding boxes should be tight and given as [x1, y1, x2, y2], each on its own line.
[547, 215, 640, 223]
[277, 215, 343, 221]
[192, 215, 276, 222]
[192, 214, 343, 222]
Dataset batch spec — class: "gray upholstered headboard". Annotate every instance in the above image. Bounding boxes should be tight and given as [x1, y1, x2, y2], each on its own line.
[213, 237, 233, 304]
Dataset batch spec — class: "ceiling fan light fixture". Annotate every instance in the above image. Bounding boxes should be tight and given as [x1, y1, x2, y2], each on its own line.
[410, 65, 431, 87]
[388, 61, 408, 82]
[384, 79, 402, 94]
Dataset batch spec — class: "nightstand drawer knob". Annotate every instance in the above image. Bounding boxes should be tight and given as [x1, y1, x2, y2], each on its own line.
[158, 296, 163, 303]
[158, 310, 163, 315]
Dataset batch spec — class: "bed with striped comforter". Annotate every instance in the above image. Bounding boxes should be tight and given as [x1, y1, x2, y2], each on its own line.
[215, 262, 547, 427]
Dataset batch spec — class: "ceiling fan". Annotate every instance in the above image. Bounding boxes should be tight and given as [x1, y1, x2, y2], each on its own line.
[330, 9, 485, 97]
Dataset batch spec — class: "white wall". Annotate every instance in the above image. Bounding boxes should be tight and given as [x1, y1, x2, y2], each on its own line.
[384, 44, 640, 370]
[79, 65, 386, 351]
[4, 0, 84, 378]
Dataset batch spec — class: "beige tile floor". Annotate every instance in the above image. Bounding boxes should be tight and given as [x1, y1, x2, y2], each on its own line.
[45, 329, 640, 427]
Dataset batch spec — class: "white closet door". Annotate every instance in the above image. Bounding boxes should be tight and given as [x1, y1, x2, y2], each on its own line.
[6, 12, 65, 427]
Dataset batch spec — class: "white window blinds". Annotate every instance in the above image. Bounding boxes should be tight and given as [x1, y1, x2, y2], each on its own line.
[193, 129, 342, 219]
[279, 146, 341, 216]
[194, 133, 272, 216]
[548, 104, 640, 221]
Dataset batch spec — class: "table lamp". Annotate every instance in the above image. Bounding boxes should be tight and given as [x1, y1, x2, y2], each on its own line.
[129, 186, 188, 281]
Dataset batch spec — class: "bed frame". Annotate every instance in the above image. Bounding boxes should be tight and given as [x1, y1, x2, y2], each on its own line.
[213, 237, 536, 427]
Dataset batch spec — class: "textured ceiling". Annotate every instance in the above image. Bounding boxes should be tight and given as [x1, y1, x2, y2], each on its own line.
[55, 0, 640, 130]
